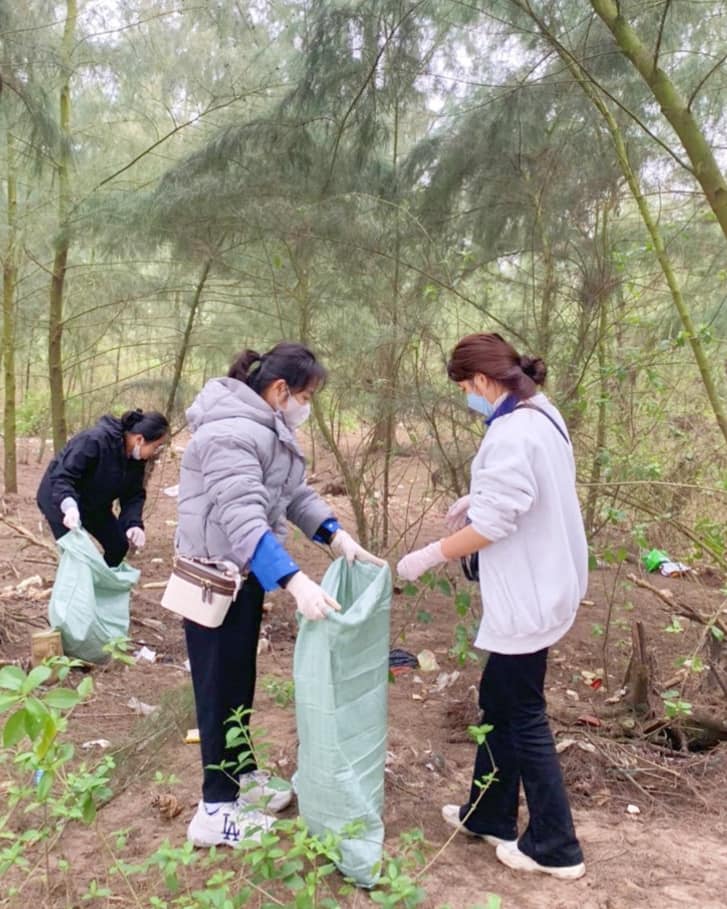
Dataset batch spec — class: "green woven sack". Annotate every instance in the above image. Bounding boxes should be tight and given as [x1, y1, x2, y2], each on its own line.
[49, 528, 140, 663]
[293, 558, 391, 887]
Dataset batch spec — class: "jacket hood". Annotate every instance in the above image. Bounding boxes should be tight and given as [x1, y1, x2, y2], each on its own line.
[97, 414, 123, 436]
[186, 377, 276, 433]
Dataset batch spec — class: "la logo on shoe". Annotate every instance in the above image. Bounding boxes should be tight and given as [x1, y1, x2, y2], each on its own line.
[222, 812, 240, 843]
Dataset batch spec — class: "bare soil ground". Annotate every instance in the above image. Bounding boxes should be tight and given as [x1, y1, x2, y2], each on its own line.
[1, 438, 726, 909]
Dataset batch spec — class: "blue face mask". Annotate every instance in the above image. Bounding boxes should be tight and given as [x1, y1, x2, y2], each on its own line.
[467, 392, 495, 419]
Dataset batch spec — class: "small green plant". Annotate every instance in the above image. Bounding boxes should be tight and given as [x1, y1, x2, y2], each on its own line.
[661, 689, 693, 719]
[153, 770, 180, 786]
[262, 675, 296, 708]
[398, 571, 481, 665]
[372, 857, 426, 907]
[101, 635, 136, 665]
[467, 723, 494, 746]
[0, 657, 111, 897]
[664, 616, 684, 634]
[450, 622, 480, 665]
[677, 655, 705, 673]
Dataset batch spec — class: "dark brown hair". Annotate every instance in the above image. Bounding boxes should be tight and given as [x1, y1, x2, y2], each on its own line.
[447, 332, 546, 400]
[228, 341, 327, 396]
[119, 409, 169, 441]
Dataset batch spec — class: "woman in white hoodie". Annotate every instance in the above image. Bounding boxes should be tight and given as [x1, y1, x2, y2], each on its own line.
[397, 332, 587, 881]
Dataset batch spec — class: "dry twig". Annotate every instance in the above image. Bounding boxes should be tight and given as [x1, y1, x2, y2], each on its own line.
[0, 516, 58, 559]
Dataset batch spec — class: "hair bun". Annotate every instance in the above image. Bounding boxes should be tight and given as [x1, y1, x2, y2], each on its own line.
[120, 408, 144, 430]
[520, 355, 547, 385]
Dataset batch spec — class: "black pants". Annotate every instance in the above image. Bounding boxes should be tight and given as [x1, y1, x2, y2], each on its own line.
[39, 500, 129, 568]
[184, 575, 265, 803]
[462, 648, 583, 868]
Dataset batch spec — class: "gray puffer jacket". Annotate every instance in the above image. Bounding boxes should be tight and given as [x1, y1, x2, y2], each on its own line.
[176, 377, 333, 570]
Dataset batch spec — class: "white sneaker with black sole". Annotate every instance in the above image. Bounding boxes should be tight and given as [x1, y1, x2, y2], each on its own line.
[238, 770, 293, 813]
[441, 804, 518, 848]
[187, 800, 275, 848]
[495, 842, 586, 880]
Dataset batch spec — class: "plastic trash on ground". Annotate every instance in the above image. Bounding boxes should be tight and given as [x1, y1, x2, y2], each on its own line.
[643, 548, 669, 572]
[642, 548, 692, 576]
[293, 559, 391, 888]
[658, 560, 692, 577]
[134, 645, 157, 663]
[127, 696, 158, 716]
[417, 649, 439, 672]
[388, 648, 418, 675]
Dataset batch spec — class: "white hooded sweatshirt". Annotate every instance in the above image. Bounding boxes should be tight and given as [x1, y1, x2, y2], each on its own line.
[467, 393, 588, 655]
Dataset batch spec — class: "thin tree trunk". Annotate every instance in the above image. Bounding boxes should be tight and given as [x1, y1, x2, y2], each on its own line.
[596, 110, 727, 444]
[165, 258, 211, 420]
[534, 202, 556, 361]
[590, 0, 727, 243]
[515, 3, 727, 445]
[585, 282, 609, 537]
[3, 130, 18, 493]
[584, 198, 616, 535]
[48, 0, 76, 451]
[380, 97, 403, 549]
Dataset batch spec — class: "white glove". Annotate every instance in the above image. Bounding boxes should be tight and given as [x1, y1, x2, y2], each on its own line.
[445, 495, 471, 532]
[60, 497, 80, 531]
[396, 541, 446, 582]
[126, 527, 146, 548]
[286, 571, 341, 620]
[330, 529, 386, 566]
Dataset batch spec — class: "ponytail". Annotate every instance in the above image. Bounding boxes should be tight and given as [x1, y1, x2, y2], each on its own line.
[228, 342, 327, 395]
[227, 349, 263, 383]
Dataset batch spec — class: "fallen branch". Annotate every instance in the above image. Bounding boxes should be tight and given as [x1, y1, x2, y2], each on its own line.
[130, 614, 166, 632]
[710, 665, 727, 700]
[0, 517, 58, 559]
[626, 573, 727, 636]
[686, 710, 727, 738]
[2, 609, 46, 628]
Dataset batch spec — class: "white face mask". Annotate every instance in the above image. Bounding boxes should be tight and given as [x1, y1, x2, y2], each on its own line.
[131, 441, 143, 460]
[282, 389, 311, 429]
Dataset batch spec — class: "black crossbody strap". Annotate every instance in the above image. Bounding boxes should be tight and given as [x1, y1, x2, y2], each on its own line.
[515, 402, 570, 445]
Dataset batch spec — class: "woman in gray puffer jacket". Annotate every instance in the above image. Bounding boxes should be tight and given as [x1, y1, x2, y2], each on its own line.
[180, 342, 383, 849]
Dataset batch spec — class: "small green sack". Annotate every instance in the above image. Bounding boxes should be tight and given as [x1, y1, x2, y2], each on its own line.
[49, 528, 140, 663]
[293, 559, 391, 888]
[643, 548, 669, 573]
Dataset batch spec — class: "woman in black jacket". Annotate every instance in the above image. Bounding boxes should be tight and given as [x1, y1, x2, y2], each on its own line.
[37, 409, 169, 566]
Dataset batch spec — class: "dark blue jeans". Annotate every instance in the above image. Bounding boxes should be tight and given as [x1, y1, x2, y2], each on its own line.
[461, 648, 583, 867]
[185, 575, 264, 802]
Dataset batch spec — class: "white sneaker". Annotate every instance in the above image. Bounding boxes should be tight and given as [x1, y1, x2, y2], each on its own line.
[441, 804, 517, 847]
[187, 800, 275, 848]
[495, 842, 586, 880]
[238, 769, 293, 813]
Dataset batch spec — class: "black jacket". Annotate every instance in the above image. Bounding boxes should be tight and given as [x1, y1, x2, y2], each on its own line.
[36, 415, 146, 530]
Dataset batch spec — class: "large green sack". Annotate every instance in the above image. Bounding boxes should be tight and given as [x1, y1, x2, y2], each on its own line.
[48, 528, 140, 663]
[293, 558, 391, 888]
